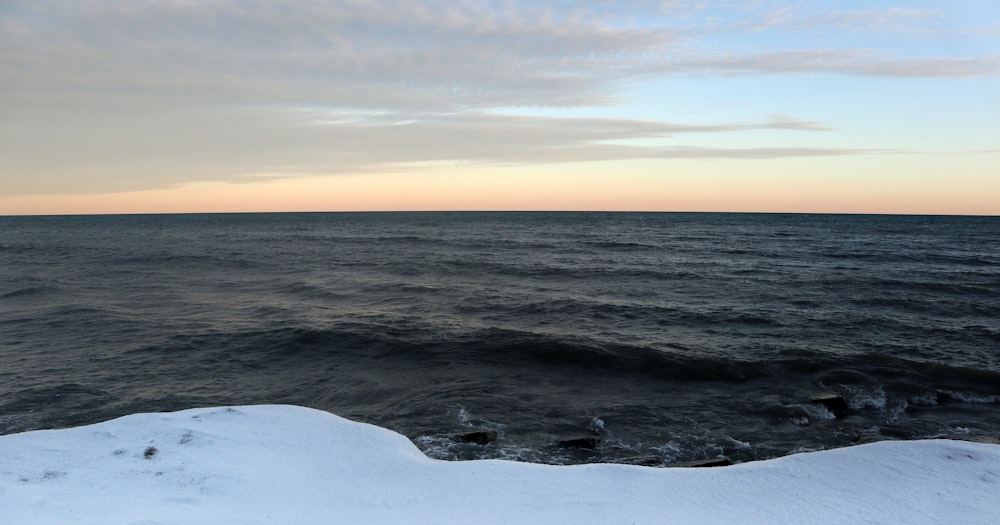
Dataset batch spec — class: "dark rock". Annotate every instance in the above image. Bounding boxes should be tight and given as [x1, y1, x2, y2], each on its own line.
[853, 431, 883, 444]
[946, 435, 1000, 445]
[624, 457, 666, 467]
[671, 457, 732, 468]
[810, 391, 849, 417]
[457, 431, 498, 445]
[143, 446, 158, 459]
[557, 436, 601, 450]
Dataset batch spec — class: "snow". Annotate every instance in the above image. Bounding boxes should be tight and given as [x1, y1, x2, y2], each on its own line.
[1, 405, 998, 524]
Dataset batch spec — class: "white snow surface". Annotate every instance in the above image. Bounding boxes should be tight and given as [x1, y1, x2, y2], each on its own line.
[2, 405, 998, 524]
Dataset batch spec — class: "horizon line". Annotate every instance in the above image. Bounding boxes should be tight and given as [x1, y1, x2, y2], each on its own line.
[3, 210, 998, 219]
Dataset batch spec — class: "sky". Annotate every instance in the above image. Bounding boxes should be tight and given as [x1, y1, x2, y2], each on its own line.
[1, 0, 998, 215]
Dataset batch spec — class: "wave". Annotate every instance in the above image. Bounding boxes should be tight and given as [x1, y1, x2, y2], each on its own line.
[440, 257, 703, 281]
[582, 241, 658, 251]
[0, 286, 50, 299]
[114, 253, 261, 270]
[818, 249, 1000, 267]
[111, 319, 1000, 392]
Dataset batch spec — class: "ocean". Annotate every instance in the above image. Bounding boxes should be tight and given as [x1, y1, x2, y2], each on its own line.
[2, 212, 998, 465]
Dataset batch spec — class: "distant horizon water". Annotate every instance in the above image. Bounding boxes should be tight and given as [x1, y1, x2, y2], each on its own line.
[4, 209, 999, 218]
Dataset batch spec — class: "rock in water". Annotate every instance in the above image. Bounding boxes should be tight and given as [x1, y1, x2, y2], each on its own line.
[623, 457, 666, 467]
[671, 457, 733, 468]
[557, 437, 601, 449]
[947, 435, 1000, 445]
[810, 392, 849, 417]
[457, 431, 498, 445]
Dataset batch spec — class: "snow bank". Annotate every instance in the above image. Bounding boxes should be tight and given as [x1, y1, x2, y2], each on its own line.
[2, 405, 997, 524]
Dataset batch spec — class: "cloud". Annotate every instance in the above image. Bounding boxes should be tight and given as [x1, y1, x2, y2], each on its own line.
[2, 0, 673, 113]
[4, 1, 996, 114]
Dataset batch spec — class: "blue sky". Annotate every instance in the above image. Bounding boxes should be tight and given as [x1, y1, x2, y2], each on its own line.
[1, 1, 998, 214]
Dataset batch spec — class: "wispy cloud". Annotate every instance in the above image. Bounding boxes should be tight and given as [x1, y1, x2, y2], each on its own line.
[738, 5, 950, 34]
[0, 108, 864, 195]
[660, 50, 1000, 78]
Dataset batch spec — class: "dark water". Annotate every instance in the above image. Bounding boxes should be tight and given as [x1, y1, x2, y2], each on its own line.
[2, 212, 999, 465]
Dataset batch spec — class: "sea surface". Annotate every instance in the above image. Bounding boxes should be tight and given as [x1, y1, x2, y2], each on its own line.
[2, 212, 998, 465]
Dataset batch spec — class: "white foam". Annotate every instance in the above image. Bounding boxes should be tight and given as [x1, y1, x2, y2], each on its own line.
[910, 392, 940, 406]
[941, 390, 1000, 404]
[798, 402, 837, 422]
[2, 405, 999, 524]
[886, 402, 908, 423]
[720, 435, 753, 450]
[842, 384, 888, 410]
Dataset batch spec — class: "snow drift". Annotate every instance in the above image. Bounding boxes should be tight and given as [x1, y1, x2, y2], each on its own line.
[2, 405, 997, 524]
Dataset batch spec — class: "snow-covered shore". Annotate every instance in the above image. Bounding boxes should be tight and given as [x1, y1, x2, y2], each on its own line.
[2, 405, 997, 524]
